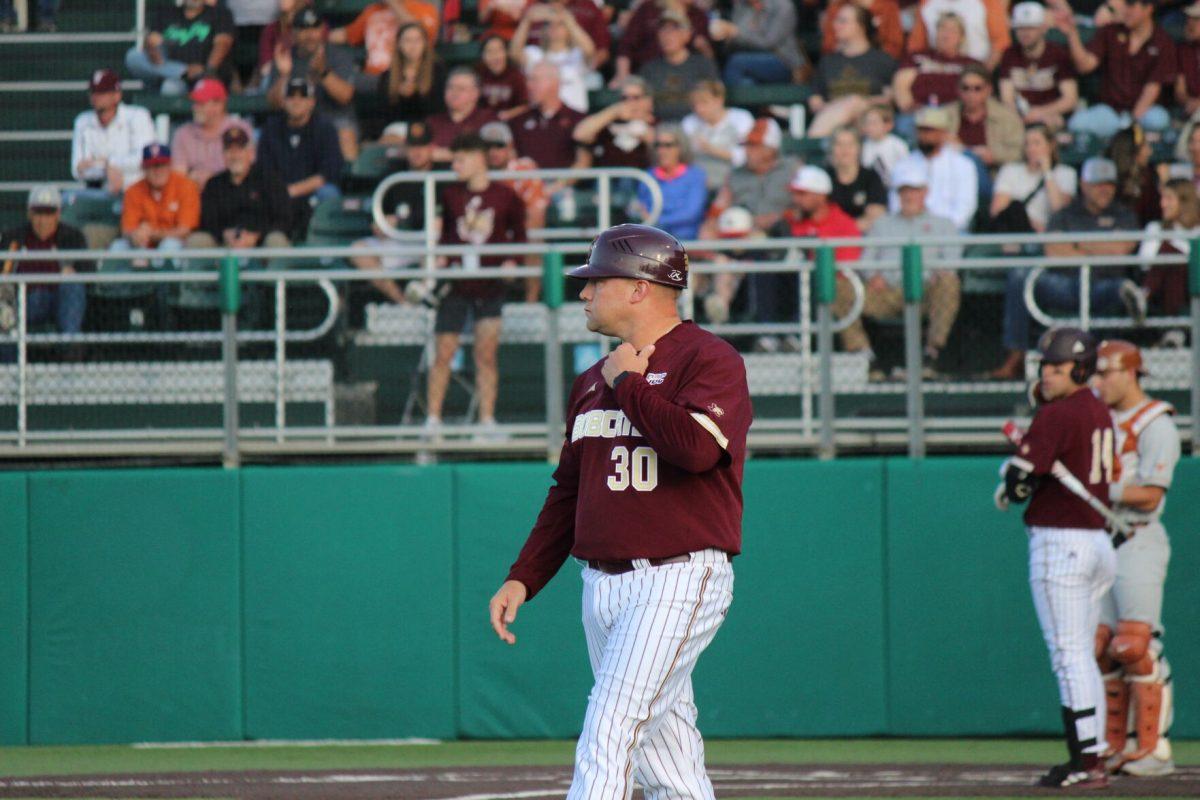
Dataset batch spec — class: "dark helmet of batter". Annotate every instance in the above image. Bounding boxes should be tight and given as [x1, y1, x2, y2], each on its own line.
[1037, 327, 1098, 384]
[566, 224, 688, 289]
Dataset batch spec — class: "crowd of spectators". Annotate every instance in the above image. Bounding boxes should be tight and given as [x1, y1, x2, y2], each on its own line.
[6, 0, 1200, 391]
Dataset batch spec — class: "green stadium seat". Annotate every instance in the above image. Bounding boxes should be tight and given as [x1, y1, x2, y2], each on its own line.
[782, 137, 827, 163]
[588, 88, 619, 109]
[0, 90, 83, 132]
[132, 93, 271, 121]
[0, 40, 130, 81]
[351, 143, 405, 181]
[436, 41, 483, 67]
[308, 196, 376, 241]
[61, 193, 121, 230]
[728, 84, 812, 109]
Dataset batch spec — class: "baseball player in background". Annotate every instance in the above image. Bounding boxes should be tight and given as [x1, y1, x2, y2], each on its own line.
[995, 327, 1117, 789]
[1092, 340, 1180, 777]
[488, 224, 752, 800]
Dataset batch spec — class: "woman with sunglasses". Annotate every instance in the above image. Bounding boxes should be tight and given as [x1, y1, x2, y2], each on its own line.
[633, 124, 708, 241]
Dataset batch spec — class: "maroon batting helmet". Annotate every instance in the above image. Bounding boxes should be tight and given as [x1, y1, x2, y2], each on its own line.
[567, 224, 688, 289]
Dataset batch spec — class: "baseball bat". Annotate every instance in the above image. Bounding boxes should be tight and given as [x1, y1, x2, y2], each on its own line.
[1002, 421, 1135, 544]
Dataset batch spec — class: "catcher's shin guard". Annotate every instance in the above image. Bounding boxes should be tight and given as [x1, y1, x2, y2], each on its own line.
[1102, 672, 1130, 759]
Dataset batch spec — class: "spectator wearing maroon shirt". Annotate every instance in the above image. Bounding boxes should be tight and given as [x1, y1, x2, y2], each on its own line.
[0, 186, 89, 336]
[574, 76, 656, 169]
[426, 134, 527, 438]
[893, 13, 982, 137]
[476, 34, 528, 117]
[1055, 0, 1174, 137]
[508, 62, 588, 173]
[611, 0, 712, 87]
[997, 2, 1078, 130]
[426, 68, 498, 162]
[946, 64, 1023, 169]
[1174, 2, 1200, 119]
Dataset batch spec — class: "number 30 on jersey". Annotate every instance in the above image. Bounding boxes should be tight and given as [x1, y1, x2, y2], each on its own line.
[607, 446, 659, 491]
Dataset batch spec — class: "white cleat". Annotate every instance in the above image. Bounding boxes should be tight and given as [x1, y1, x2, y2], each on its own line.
[1120, 754, 1175, 777]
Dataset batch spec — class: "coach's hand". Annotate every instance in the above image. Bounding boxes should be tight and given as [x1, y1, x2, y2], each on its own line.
[489, 580, 528, 645]
[602, 343, 655, 388]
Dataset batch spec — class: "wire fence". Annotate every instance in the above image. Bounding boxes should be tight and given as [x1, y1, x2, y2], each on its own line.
[0, 228, 1196, 463]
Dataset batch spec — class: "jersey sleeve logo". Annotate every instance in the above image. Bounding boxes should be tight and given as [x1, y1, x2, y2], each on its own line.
[646, 372, 667, 385]
[707, 402, 725, 418]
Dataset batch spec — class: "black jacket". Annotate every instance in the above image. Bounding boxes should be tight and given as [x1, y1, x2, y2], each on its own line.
[199, 163, 292, 241]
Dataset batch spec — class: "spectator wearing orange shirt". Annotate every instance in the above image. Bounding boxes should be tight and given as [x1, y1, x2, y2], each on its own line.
[329, 0, 439, 76]
[821, 0, 904, 61]
[111, 144, 200, 267]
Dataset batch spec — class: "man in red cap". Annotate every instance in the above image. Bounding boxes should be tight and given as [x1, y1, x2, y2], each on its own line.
[170, 78, 255, 190]
[71, 69, 156, 200]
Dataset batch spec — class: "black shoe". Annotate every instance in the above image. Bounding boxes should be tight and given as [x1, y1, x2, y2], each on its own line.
[1037, 760, 1109, 789]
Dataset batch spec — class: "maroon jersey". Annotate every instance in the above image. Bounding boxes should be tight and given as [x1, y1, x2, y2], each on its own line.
[509, 104, 586, 168]
[426, 106, 498, 148]
[904, 51, 981, 107]
[506, 322, 752, 599]
[997, 42, 1075, 108]
[477, 64, 528, 111]
[438, 181, 526, 298]
[1015, 387, 1115, 529]
[1087, 23, 1176, 112]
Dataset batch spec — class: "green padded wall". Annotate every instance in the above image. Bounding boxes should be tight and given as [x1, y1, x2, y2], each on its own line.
[455, 463, 591, 738]
[241, 466, 456, 739]
[695, 458, 888, 736]
[885, 458, 1062, 734]
[1160, 459, 1200, 739]
[0, 474, 27, 745]
[454, 459, 889, 738]
[26, 469, 241, 745]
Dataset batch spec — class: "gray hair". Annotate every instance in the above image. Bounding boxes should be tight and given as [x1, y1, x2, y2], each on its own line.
[618, 76, 650, 98]
[654, 123, 691, 164]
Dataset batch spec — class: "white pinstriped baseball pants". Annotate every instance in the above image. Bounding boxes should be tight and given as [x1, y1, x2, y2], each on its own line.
[1028, 527, 1117, 755]
[569, 549, 734, 800]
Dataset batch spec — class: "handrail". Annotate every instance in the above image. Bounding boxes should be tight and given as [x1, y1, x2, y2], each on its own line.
[369, 167, 665, 243]
[1022, 266, 1190, 330]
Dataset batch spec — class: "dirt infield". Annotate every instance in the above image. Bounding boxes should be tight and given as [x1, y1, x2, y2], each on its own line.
[1, 763, 1197, 799]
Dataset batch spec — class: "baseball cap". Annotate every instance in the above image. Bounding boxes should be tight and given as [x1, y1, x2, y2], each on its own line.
[660, 9, 691, 28]
[790, 165, 832, 194]
[479, 121, 514, 146]
[717, 206, 753, 238]
[189, 77, 228, 103]
[891, 160, 929, 189]
[221, 126, 251, 148]
[295, 7, 322, 28]
[406, 121, 433, 146]
[915, 106, 952, 131]
[742, 117, 782, 150]
[1186, 0, 1200, 17]
[285, 76, 315, 97]
[88, 68, 120, 93]
[142, 142, 172, 166]
[1010, 2, 1046, 27]
[27, 185, 62, 211]
[1081, 156, 1118, 184]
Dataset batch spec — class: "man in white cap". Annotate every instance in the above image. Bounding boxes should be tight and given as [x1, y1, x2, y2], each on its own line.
[996, 2, 1079, 128]
[0, 186, 90, 337]
[888, 106, 977, 231]
[836, 160, 961, 378]
[752, 165, 862, 351]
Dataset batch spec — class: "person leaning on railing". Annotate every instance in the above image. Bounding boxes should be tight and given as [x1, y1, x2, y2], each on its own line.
[0, 187, 90, 345]
[110, 144, 200, 269]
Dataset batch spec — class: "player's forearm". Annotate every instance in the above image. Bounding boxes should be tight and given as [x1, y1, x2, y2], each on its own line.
[506, 486, 578, 600]
[613, 376, 724, 473]
[1117, 483, 1165, 511]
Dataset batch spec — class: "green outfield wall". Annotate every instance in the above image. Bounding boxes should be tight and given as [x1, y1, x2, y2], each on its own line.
[0, 458, 1196, 746]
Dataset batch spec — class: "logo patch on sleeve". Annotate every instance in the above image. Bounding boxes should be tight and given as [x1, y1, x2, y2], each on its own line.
[646, 372, 667, 385]
[707, 403, 724, 417]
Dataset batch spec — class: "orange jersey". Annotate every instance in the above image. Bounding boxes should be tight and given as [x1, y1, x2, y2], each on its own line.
[121, 172, 201, 235]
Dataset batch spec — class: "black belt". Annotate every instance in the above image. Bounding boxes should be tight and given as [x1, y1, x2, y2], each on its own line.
[586, 554, 696, 575]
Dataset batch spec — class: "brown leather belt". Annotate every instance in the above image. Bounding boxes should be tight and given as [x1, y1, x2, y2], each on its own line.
[586, 554, 693, 575]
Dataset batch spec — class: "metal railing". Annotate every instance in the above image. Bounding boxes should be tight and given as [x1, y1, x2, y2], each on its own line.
[0, 227, 1195, 463]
